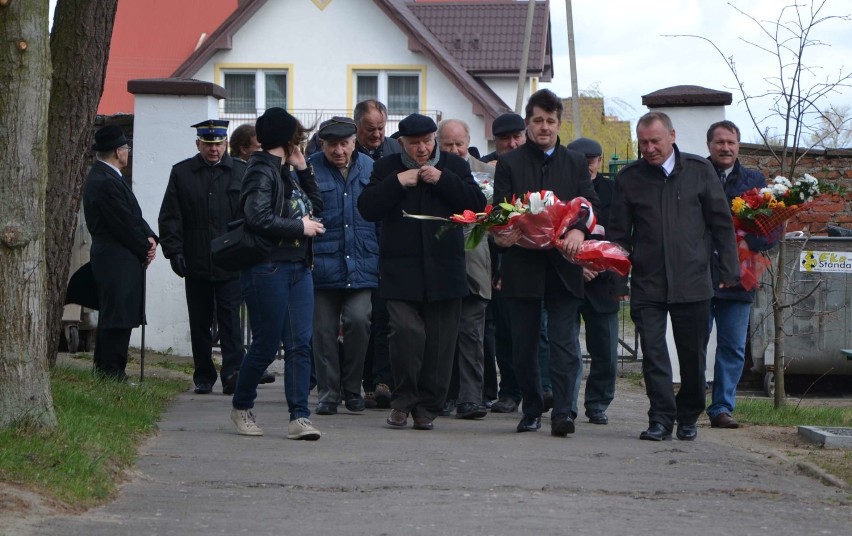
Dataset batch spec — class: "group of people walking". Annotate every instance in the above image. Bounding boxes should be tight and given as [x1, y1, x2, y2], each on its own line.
[84, 89, 764, 442]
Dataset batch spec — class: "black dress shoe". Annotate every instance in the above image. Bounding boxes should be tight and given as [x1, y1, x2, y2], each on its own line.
[455, 402, 487, 420]
[676, 422, 698, 441]
[194, 383, 213, 395]
[587, 410, 609, 425]
[222, 373, 238, 395]
[316, 402, 338, 415]
[639, 422, 672, 441]
[516, 415, 542, 433]
[490, 397, 519, 413]
[412, 416, 434, 430]
[386, 409, 408, 428]
[440, 399, 455, 417]
[344, 394, 365, 412]
[259, 371, 276, 384]
[551, 415, 575, 437]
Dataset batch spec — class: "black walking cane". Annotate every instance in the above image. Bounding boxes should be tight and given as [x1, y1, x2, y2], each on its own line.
[140, 263, 147, 382]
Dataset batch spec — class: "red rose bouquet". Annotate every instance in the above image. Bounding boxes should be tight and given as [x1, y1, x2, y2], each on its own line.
[408, 190, 631, 276]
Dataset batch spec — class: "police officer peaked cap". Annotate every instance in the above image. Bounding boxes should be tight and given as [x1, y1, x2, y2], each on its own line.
[397, 113, 437, 137]
[566, 137, 603, 157]
[192, 119, 229, 143]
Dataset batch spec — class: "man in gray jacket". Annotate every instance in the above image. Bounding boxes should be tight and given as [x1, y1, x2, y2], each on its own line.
[608, 111, 739, 442]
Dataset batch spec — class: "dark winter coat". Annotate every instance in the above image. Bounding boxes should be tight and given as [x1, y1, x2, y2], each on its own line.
[240, 151, 323, 265]
[83, 160, 157, 328]
[309, 150, 379, 289]
[492, 137, 600, 299]
[608, 145, 739, 304]
[357, 150, 486, 302]
[158, 152, 246, 281]
[356, 136, 402, 161]
[584, 175, 621, 313]
[709, 158, 771, 302]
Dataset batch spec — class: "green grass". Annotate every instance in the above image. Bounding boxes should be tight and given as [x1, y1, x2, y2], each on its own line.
[0, 365, 186, 508]
[734, 397, 852, 427]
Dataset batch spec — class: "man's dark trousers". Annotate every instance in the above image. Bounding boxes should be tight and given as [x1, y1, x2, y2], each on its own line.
[507, 268, 583, 420]
[94, 327, 132, 380]
[630, 299, 711, 429]
[185, 276, 244, 386]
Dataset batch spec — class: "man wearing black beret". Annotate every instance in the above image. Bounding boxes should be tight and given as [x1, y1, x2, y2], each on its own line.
[358, 113, 486, 431]
[566, 136, 620, 426]
[83, 125, 158, 380]
[481, 112, 527, 163]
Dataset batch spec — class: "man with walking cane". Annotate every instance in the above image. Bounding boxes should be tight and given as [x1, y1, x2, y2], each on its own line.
[83, 125, 158, 381]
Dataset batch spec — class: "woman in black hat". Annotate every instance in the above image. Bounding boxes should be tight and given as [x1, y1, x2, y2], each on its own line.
[228, 108, 326, 440]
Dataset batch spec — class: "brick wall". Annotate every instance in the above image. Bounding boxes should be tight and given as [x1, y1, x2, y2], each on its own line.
[738, 143, 852, 233]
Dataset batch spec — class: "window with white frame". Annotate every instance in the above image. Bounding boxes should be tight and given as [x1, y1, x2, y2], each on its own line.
[355, 71, 420, 116]
[223, 70, 287, 114]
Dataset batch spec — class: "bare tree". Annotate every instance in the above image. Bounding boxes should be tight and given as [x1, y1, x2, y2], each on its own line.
[807, 104, 852, 148]
[669, 0, 851, 407]
[0, 0, 118, 429]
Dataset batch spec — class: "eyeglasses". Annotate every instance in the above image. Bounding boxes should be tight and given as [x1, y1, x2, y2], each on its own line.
[118, 145, 132, 154]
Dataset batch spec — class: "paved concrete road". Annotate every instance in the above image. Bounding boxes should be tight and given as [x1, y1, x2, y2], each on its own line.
[30, 379, 851, 536]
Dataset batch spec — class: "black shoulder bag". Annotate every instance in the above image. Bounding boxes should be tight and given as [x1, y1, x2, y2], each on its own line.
[210, 172, 281, 271]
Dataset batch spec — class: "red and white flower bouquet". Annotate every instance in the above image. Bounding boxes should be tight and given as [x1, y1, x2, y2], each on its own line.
[408, 190, 631, 276]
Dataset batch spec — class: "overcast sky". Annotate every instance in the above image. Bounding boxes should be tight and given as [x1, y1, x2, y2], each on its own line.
[542, 0, 852, 144]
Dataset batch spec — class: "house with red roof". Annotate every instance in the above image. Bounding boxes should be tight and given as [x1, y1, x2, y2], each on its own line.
[105, 0, 552, 151]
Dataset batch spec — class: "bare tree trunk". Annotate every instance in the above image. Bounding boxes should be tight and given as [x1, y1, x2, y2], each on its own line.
[0, 0, 57, 428]
[44, 0, 119, 365]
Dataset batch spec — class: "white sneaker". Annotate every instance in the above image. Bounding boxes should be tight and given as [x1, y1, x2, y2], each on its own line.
[288, 417, 321, 440]
[230, 409, 263, 436]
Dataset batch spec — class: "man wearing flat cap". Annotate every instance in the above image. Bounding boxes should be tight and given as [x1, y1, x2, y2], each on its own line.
[308, 117, 379, 415]
[565, 136, 620, 426]
[83, 125, 158, 380]
[158, 119, 246, 395]
[481, 112, 527, 164]
[358, 113, 486, 431]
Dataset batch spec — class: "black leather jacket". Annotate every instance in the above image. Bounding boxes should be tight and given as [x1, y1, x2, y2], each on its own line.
[240, 151, 323, 264]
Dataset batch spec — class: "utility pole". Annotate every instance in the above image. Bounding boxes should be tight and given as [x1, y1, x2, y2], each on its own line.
[515, 0, 538, 113]
[566, 0, 581, 140]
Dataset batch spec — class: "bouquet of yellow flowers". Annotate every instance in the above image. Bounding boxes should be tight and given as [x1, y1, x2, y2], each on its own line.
[731, 174, 819, 237]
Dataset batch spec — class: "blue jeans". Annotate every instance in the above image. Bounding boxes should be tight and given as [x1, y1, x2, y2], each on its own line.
[232, 261, 314, 421]
[707, 298, 751, 419]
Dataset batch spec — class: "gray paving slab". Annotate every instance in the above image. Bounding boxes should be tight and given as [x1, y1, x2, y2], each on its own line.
[27, 379, 851, 536]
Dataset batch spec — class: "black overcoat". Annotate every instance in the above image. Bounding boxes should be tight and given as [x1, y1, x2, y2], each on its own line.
[158, 153, 245, 281]
[357, 150, 486, 302]
[82, 160, 156, 328]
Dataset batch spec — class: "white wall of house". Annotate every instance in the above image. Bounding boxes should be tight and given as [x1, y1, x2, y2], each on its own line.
[647, 105, 726, 156]
[479, 75, 533, 116]
[129, 93, 222, 355]
[189, 0, 507, 153]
